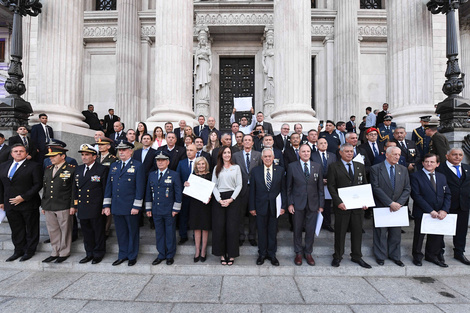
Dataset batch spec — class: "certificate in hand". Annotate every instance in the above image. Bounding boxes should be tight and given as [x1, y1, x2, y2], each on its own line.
[0, 210, 5, 223]
[420, 213, 457, 236]
[234, 97, 253, 112]
[373, 206, 409, 228]
[338, 184, 376, 210]
[183, 174, 215, 204]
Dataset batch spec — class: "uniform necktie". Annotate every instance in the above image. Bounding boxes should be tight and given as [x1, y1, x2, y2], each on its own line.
[372, 143, 378, 157]
[246, 153, 250, 172]
[347, 163, 354, 182]
[390, 165, 395, 190]
[454, 165, 461, 179]
[53, 166, 59, 177]
[322, 152, 328, 173]
[84, 166, 90, 176]
[304, 162, 309, 181]
[295, 148, 299, 160]
[121, 161, 125, 170]
[429, 172, 437, 192]
[9, 162, 18, 180]
[158, 172, 163, 182]
[266, 168, 272, 190]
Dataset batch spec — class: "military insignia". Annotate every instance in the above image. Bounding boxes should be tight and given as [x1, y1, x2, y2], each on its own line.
[74, 200, 78, 205]
[112, 166, 118, 171]
[60, 171, 71, 179]
[128, 166, 135, 173]
[91, 175, 101, 182]
[358, 172, 363, 184]
[166, 188, 169, 197]
[103, 162, 110, 166]
[164, 178, 172, 184]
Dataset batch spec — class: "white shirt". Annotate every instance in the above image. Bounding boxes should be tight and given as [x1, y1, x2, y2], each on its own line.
[84, 161, 95, 175]
[8, 159, 27, 178]
[446, 160, 462, 177]
[300, 159, 310, 174]
[141, 147, 150, 162]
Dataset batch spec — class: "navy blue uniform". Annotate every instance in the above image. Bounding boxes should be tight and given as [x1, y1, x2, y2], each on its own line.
[412, 126, 431, 157]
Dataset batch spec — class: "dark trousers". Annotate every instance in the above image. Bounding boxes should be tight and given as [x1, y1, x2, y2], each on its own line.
[80, 216, 106, 258]
[6, 209, 40, 255]
[322, 199, 332, 227]
[452, 208, 469, 255]
[256, 204, 278, 258]
[293, 206, 318, 255]
[412, 217, 444, 261]
[154, 213, 176, 259]
[178, 196, 190, 240]
[238, 188, 256, 240]
[113, 214, 140, 260]
[333, 209, 363, 260]
[212, 191, 240, 258]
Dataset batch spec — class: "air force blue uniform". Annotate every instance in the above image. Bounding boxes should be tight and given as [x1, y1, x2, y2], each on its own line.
[103, 159, 145, 261]
[145, 169, 182, 260]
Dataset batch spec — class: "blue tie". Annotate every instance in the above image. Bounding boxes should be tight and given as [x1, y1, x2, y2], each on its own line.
[322, 152, 328, 173]
[455, 165, 461, 179]
[372, 143, 378, 157]
[304, 162, 309, 181]
[295, 149, 299, 160]
[266, 168, 272, 190]
[390, 165, 395, 190]
[9, 162, 18, 180]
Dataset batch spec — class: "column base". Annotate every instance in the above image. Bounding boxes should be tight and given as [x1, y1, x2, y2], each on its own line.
[391, 105, 436, 133]
[269, 105, 319, 133]
[146, 107, 196, 125]
[29, 104, 89, 129]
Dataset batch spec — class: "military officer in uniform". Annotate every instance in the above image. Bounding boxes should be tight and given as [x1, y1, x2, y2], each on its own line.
[412, 115, 431, 158]
[146, 151, 182, 265]
[41, 146, 76, 263]
[103, 141, 145, 266]
[378, 115, 395, 144]
[73, 144, 109, 264]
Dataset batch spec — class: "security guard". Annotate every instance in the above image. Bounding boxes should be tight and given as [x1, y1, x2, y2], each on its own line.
[103, 141, 145, 266]
[378, 115, 396, 144]
[146, 151, 182, 266]
[41, 146, 76, 263]
[73, 144, 109, 264]
[412, 115, 431, 157]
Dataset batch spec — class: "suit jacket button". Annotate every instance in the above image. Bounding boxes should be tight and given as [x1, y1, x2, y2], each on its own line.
[79, 189, 81, 191]
[51, 196, 53, 198]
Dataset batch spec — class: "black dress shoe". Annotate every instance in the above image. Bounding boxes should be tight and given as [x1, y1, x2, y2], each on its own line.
[178, 238, 188, 245]
[413, 259, 422, 266]
[79, 256, 94, 264]
[438, 253, 445, 263]
[194, 256, 200, 263]
[249, 239, 257, 246]
[19, 254, 34, 262]
[239, 239, 244, 246]
[270, 256, 280, 266]
[55, 256, 69, 263]
[112, 258, 128, 266]
[454, 254, 470, 265]
[128, 259, 136, 266]
[152, 258, 164, 265]
[331, 258, 341, 267]
[42, 256, 58, 263]
[6, 253, 24, 262]
[401, 229, 406, 234]
[376, 259, 384, 266]
[352, 258, 372, 269]
[92, 258, 102, 264]
[200, 255, 206, 262]
[43, 239, 51, 244]
[391, 259, 405, 267]
[166, 258, 174, 265]
[323, 225, 335, 232]
[425, 257, 448, 268]
[256, 256, 265, 265]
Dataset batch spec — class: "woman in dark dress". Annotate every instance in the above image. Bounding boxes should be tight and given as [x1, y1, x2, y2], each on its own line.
[185, 156, 212, 262]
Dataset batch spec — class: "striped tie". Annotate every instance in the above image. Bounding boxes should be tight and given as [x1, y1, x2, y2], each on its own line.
[266, 168, 272, 190]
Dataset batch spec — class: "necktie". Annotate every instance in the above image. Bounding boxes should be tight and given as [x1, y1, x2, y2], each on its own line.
[9, 162, 18, 180]
[158, 172, 163, 182]
[53, 166, 59, 177]
[196, 151, 200, 158]
[22, 136, 28, 147]
[372, 143, 378, 157]
[189, 160, 193, 173]
[322, 152, 328, 173]
[45, 126, 50, 143]
[390, 165, 395, 190]
[200, 125, 203, 133]
[429, 172, 437, 192]
[266, 168, 272, 190]
[283, 136, 287, 148]
[304, 162, 309, 181]
[295, 148, 299, 160]
[84, 166, 90, 176]
[246, 153, 250, 172]
[454, 165, 461, 179]
[347, 163, 354, 182]
[121, 161, 125, 170]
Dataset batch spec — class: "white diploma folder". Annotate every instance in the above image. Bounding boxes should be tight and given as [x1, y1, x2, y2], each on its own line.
[420, 213, 457, 236]
[183, 174, 215, 204]
[373, 206, 409, 228]
[276, 194, 282, 218]
[315, 212, 323, 237]
[353, 153, 364, 164]
[234, 97, 253, 112]
[0, 210, 5, 223]
[338, 184, 376, 210]
[324, 186, 332, 200]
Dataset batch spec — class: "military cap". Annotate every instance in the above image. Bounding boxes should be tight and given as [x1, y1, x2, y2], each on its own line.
[366, 127, 379, 134]
[115, 141, 134, 150]
[96, 137, 114, 145]
[419, 115, 431, 122]
[155, 151, 170, 160]
[383, 115, 393, 121]
[45, 146, 68, 156]
[78, 143, 98, 154]
[46, 139, 67, 148]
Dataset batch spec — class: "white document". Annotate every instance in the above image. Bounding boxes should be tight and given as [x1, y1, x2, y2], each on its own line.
[324, 186, 332, 200]
[276, 193, 282, 218]
[338, 184, 376, 210]
[353, 153, 364, 164]
[373, 206, 409, 228]
[183, 174, 215, 204]
[234, 97, 253, 112]
[421, 213, 457, 236]
[0, 210, 5, 223]
[315, 212, 323, 237]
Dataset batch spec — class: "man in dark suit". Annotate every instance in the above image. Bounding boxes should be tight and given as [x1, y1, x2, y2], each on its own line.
[173, 120, 187, 147]
[262, 135, 284, 168]
[249, 148, 286, 266]
[132, 134, 157, 175]
[103, 108, 120, 135]
[410, 153, 451, 267]
[392, 127, 420, 172]
[252, 125, 265, 152]
[255, 111, 274, 135]
[73, 144, 109, 264]
[306, 129, 318, 153]
[157, 132, 187, 171]
[370, 146, 411, 267]
[311, 138, 336, 232]
[82, 104, 103, 131]
[346, 116, 356, 133]
[376, 103, 389, 127]
[328, 143, 371, 268]
[294, 123, 308, 144]
[274, 123, 290, 151]
[8, 126, 38, 161]
[194, 115, 209, 137]
[436, 148, 470, 265]
[30, 113, 54, 163]
[283, 133, 302, 168]
[110, 121, 127, 145]
[0, 144, 42, 262]
[233, 135, 262, 246]
[194, 137, 212, 168]
[0, 133, 10, 163]
[287, 144, 324, 266]
[200, 116, 219, 145]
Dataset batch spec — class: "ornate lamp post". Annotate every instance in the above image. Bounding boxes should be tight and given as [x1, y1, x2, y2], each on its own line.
[0, 0, 41, 128]
[426, 0, 470, 132]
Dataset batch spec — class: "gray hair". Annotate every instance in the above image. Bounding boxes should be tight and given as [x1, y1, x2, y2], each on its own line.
[345, 132, 357, 140]
[339, 143, 354, 151]
[261, 148, 274, 156]
[447, 147, 463, 155]
[385, 146, 401, 155]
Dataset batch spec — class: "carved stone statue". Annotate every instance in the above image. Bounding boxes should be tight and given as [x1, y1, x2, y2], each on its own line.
[262, 27, 274, 115]
[194, 27, 212, 117]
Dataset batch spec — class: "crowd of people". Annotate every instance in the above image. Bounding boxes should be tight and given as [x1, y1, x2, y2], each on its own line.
[0, 102, 469, 269]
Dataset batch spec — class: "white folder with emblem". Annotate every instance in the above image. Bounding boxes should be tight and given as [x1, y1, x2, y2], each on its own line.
[338, 184, 376, 210]
[373, 206, 409, 228]
[420, 213, 457, 236]
[183, 174, 215, 204]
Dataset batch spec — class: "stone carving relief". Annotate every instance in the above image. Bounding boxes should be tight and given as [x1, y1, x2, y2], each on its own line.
[262, 26, 275, 116]
[195, 13, 273, 26]
[83, 26, 117, 38]
[194, 26, 212, 118]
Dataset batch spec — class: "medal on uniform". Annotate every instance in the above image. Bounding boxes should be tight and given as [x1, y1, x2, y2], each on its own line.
[91, 175, 100, 182]
[112, 166, 118, 172]
[165, 176, 172, 184]
[128, 166, 135, 173]
[358, 172, 363, 184]
[166, 188, 169, 197]
[60, 170, 71, 186]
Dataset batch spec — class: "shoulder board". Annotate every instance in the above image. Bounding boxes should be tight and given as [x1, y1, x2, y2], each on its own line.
[67, 164, 76, 168]
[46, 165, 53, 169]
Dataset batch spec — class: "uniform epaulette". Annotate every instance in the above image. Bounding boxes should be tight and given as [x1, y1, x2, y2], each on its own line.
[68, 164, 76, 168]
[46, 164, 53, 169]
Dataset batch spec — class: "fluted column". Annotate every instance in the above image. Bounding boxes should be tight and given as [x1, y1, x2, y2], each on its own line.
[334, 0, 359, 121]
[147, 0, 195, 123]
[270, 0, 317, 129]
[116, 0, 141, 127]
[460, 17, 470, 99]
[35, 0, 87, 127]
[387, 0, 434, 126]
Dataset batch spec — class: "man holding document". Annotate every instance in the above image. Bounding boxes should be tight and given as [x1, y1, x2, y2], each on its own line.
[410, 153, 451, 267]
[370, 146, 410, 267]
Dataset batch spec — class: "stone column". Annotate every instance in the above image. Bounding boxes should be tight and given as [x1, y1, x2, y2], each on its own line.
[460, 17, 470, 100]
[334, 0, 359, 121]
[35, 0, 87, 128]
[116, 0, 141, 127]
[147, 0, 195, 123]
[387, 0, 434, 128]
[270, 0, 317, 130]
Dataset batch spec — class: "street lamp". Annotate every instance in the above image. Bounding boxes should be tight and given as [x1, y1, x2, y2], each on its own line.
[0, 0, 42, 128]
[426, 0, 470, 132]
